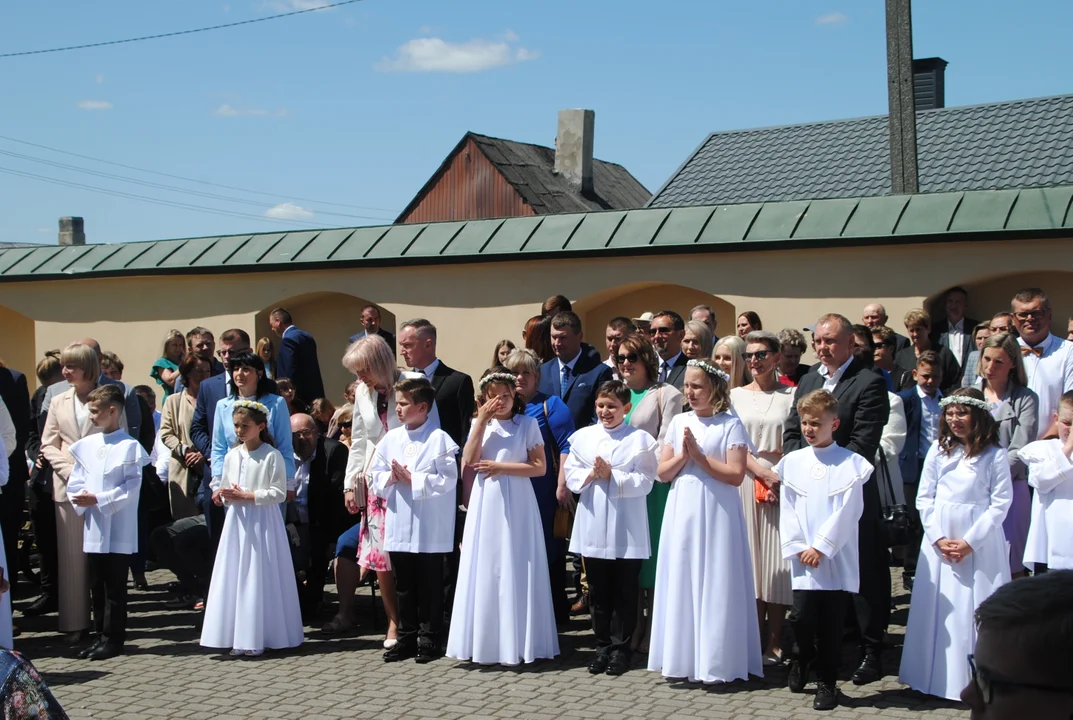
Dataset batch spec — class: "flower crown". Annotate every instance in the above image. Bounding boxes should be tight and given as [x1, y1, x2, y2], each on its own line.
[687, 358, 730, 383]
[939, 395, 991, 412]
[479, 371, 517, 392]
[233, 399, 270, 415]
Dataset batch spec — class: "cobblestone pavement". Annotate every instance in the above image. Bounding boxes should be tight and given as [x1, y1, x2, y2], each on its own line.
[11, 570, 966, 720]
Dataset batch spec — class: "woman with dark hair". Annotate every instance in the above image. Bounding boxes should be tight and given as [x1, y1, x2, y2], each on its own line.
[491, 339, 516, 368]
[524, 317, 555, 363]
[736, 311, 762, 338]
[159, 353, 213, 520]
[209, 352, 294, 494]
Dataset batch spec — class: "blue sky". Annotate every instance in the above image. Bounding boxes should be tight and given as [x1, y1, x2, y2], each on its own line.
[1, 0, 1071, 245]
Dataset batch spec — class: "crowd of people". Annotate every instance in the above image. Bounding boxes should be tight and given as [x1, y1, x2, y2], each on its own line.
[0, 289, 1071, 714]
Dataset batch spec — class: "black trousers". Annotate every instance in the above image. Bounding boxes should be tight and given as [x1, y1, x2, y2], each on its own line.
[791, 590, 849, 684]
[28, 483, 58, 597]
[0, 475, 25, 589]
[902, 459, 925, 576]
[88, 552, 131, 644]
[585, 557, 641, 657]
[150, 515, 211, 597]
[393, 551, 446, 649]
[301, 524, 332, 611]
[854, 475, 892, 653]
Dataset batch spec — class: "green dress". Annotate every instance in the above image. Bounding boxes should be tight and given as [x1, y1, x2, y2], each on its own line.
[628, 387, 667, 589]
[150, 357, 179, 398]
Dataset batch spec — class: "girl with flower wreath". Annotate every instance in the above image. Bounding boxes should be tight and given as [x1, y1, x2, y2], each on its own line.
[899, 387, 1012, 700]
[201, 401, 303, 657]
[445, 366, 559, 665]
[647, 359, 763, 684]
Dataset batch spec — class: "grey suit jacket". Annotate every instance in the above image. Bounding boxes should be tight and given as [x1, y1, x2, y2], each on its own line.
[993, 384, 1039, 483]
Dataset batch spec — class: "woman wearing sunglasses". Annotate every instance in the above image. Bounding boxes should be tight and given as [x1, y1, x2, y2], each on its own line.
[614, 333, 684, 653]
[730, 331, 795, 667]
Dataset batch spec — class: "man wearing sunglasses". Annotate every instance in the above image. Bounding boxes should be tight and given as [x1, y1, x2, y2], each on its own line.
[962, 571, 1073, 718]
[1012, 288, 1073, 440]
[648, 311, 689, 390]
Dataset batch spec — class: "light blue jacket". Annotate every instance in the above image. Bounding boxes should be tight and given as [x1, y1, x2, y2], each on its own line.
[210, 393, 295, 482]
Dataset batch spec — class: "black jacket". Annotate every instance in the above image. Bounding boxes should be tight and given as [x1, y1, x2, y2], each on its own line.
[429, 361, 475, 449]
[305, 437, 352, 536]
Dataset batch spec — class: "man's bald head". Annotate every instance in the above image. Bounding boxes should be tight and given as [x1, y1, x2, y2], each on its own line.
[291, 413, 316, 433]
[861, 304, 888, 329]
[78, 338, 102, 357]
[291, 413, 318, 460]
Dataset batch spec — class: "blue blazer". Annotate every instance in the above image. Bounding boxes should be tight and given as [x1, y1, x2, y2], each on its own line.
[897, 387, 929, 485]
[537, 353, 613, 431]
[210, 393, 295, 482]
[277, 326, 325, 403]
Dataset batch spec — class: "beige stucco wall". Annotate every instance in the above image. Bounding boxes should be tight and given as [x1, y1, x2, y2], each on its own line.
[0, 235, 1070, 399]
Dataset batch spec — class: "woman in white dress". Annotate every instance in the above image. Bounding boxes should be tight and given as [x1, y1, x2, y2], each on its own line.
[446, 368, 559, 665]
[730, 331, 794, 666]
[201, 401, 303, 656]
[648, 360, 763, 684]
[899, 388, 1012, 700]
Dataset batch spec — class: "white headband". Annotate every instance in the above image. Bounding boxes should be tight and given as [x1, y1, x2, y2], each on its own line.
[939, 395, 991, 412]
[479, 371, 517, 392]
[687, 358, 730, 384]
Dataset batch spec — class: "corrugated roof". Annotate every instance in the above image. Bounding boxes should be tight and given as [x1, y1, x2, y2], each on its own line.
[396, 132, 652, 221]
[648, 94, 1073, 208]
[1, 185, 1069, 282]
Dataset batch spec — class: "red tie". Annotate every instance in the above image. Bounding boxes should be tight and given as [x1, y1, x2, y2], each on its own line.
[1021, 346, 1044, 358]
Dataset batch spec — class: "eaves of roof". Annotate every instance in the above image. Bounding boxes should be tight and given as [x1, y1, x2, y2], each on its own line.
[1, 185, 1070, 283]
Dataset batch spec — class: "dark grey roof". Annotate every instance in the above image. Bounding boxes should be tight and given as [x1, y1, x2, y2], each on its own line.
[648, 94, 1073, 208]
[397, 132, 651, 220]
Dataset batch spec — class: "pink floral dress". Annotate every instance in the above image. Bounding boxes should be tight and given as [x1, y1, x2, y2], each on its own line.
[357, 392, 391, 572]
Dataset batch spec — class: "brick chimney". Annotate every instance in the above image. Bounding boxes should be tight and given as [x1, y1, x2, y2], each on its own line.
[554, 109, 595, 195]
[59, 216, 85, 246]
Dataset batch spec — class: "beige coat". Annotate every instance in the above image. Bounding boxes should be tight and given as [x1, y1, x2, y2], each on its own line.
[40, 387, 110, 497]
[627, 383, 684, 444]
[158, 390, 201, 518]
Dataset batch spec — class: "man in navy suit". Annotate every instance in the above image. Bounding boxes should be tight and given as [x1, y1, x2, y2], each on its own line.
[271, 307, 325, 404]
[649, 310, 690, 389]
[0, 363, 30, 590]
[348, 304, 396, 353]
[538, 312, 613, 431]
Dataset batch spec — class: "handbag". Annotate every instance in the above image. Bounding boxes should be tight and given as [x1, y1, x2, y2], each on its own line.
[875, 448, 910, 548]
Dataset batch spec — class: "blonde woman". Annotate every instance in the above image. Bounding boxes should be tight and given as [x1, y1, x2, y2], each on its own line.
[256, 337, 276, 380]
[151, 329, 185, 398]
[158, 353, 212, 520]
[40, 344, 111, 644]
[713, 335, 752, 389]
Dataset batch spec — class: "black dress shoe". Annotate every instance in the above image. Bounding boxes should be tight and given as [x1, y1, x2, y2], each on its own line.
[22, 594, 58, 616]
[851, 651, 883, 685]
[588, 654, 610, 675]
[787, 659, 809, 693]
[902, 573, 915, 593]
[605, 653, 630, 676]
[165, 595, 197, 611]
[415, 643, 439, 664]
[132, 573, 149, 591]
[87, 642, 124, 661]
[77, 636, 105, 659]
[813, 681, 838, 711]
[382, 643, 418, 663]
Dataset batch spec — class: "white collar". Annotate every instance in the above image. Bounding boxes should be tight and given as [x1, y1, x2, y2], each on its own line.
[294, 449, 317, 465]
[417, 358, 441, 377]
[916, 385, 941, 402]
[948, 318, 965, 332]
[1018, 334, 1055, 353]
[819, 356, 853, 379]
[558, 351, 582, 372]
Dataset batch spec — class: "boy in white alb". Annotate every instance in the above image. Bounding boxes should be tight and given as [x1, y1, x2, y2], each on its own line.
[1020, 390, 1073, 571]
[564, 380, 658, 676]
[775, 389, 873, 711]
[368, 378, 458, 663]
[67, 385, 149, 661]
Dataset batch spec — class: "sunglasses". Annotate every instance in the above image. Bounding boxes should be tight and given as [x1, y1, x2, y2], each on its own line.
[967, 654, 1073, 704]
[615, 352, 640, 364]
[648, 327, 674, 335]
[338, 421, 353, 430]
[742, 351, 771, 361]
[1013, 310, 1045, 322]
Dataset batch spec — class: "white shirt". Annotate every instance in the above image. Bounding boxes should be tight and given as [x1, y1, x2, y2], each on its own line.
[658, 352, 683, 383]
[1018, 334, 1073, 438]
[293, 451, 314, 523]
[368, 420, 458, 553]
[946, 318, 966, 367]
[564, 422, 658, 559]
[67, 430, 149, 554]
[416, 358, 441, 381]
[917, 385, 942, 458]
[1021, 439, 1073, 570]
[557, 351, 582, 392]
[775, 443, 872, 592]
[819, 356, 854, 392]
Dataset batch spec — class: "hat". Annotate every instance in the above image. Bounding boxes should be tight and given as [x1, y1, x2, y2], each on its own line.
[803, 325, 816, 332]
[632, 312, 655, 328]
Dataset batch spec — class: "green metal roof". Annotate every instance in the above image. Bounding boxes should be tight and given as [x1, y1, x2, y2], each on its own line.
[1, 185, 1071, 282]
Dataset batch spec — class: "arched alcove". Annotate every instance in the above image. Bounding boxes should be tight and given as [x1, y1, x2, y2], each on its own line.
[0, 304, 35, 383]
[254, 293, 394, 403]
[924, 271, 1073, 335]
[573, 282, 736, 360]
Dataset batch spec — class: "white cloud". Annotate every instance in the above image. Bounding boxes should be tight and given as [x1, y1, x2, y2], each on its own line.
[214, 104, 288, 117]
[816, 12, 849, 26]
[376, 34, 540, 73]
[77, 100, 112, 110]
[265, 202, 314, 220]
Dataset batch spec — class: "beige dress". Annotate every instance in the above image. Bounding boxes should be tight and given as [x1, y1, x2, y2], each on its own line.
[730, 385, 794, 606]
[158, 391, 201, 519]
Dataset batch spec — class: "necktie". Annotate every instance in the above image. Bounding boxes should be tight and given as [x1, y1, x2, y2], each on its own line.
[1021, 346, 1044, 358]
[561, 365, 572, 397]
[658, 363, 669, 384]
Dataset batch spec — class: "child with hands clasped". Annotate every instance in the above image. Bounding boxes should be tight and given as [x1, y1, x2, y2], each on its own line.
[647, 359, 763, 684]
[66, 385, 149, 661]
[564, 381, 658, 676]
[200, 401, 303, 657]
[775, 390, 872, 711]
[899, 387, 1012, 701]
[1019, 390, 1073, 571]
[367, 378, 459, 663]
[445, 367, 559, 666]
